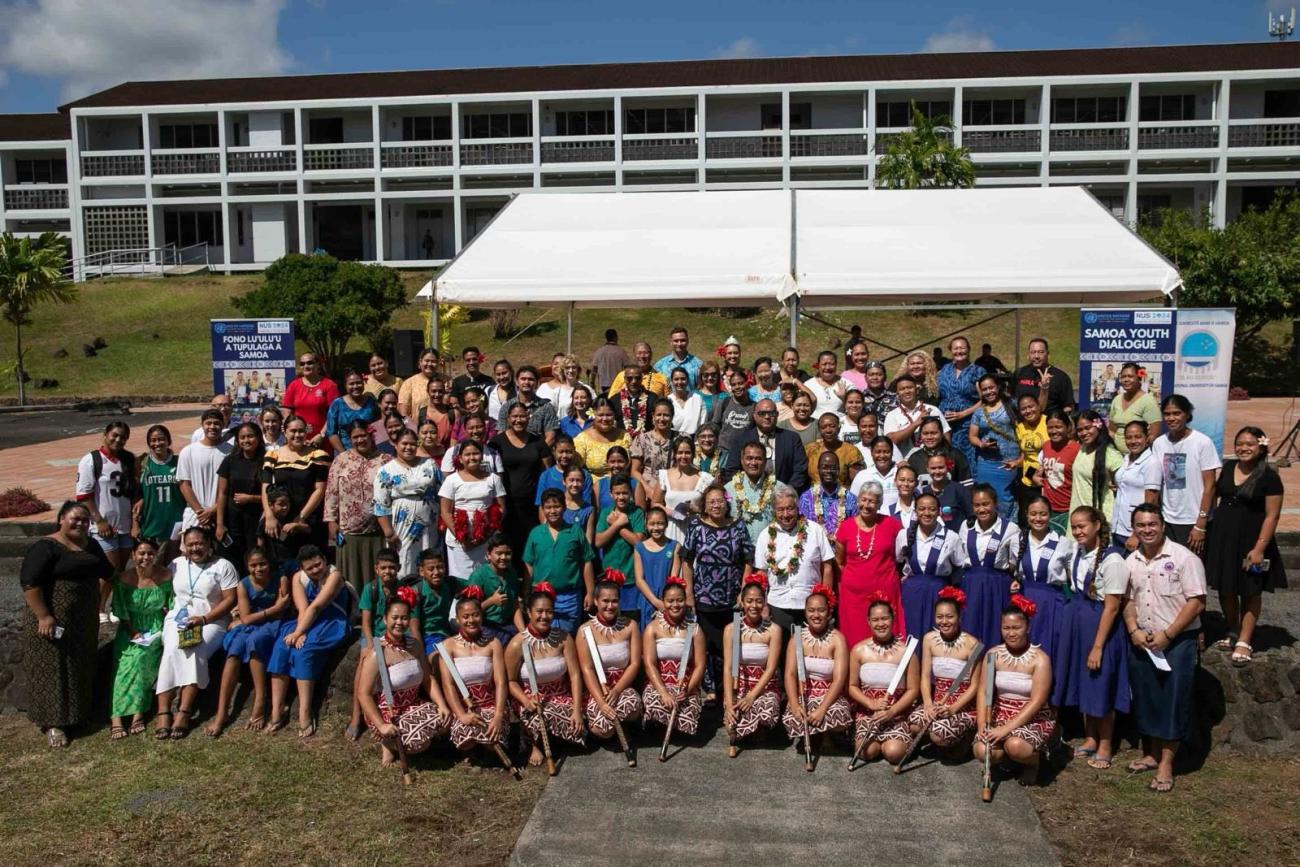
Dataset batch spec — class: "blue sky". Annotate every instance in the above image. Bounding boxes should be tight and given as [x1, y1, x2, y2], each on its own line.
[0, 0, 1292, 114]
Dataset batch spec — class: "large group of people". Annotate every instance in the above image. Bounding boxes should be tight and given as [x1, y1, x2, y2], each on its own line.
[18, 327, 1286, 795]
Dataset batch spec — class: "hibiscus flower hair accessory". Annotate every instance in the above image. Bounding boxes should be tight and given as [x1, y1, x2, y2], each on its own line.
[1009, 593, 1037, 619]
[809, 582, 838, 609]
[937, 586, 967, 609]
[742, 571, 769, 593]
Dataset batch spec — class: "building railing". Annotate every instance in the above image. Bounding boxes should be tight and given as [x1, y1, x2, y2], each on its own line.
[460, 139, 534, 166]
[1228, 119, 1300, 148]
[1137, 121, 1219, 150]
[1048, 125, 1129, 152]
[64, 242, 210, 282]
[227, 147, 297, 173]
[80, 150, 145, 178]
[380, 142, 453, 169]
[875, 128, 954, 150]
[789, 130, 869, 157]
[303, 143, 374, 171]
[705, 133, 783, 159]
[963, 127, 1041, 153]
[541, 137, 616, 163]
[3, 186, 69, 210]
[622, 135, 698, 161]
[151, 149, 221, 175]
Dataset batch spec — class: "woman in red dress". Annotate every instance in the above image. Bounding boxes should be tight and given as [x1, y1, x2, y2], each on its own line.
[835, 480, 905, 646]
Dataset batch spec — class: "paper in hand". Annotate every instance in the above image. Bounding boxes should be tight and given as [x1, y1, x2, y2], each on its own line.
[1145, 648, 1172, 672]
[131, 632, 160, 647]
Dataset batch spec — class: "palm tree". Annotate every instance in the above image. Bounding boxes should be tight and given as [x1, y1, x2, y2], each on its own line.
[0, 232, 75, 405]
[875, 104, 976, 190]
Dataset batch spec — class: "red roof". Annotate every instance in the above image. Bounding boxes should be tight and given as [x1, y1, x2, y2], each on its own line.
[61, 42, 1300, 111]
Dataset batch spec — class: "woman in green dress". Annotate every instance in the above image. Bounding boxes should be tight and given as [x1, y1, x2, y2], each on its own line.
[109, 538, 173, 738]
[133, 424, 184, 554]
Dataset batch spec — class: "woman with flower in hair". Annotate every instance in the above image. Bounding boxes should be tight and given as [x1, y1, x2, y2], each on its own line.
[847, 595, 919, 767]
[1204, 426, 1287, 666]
[506, 582, 586, 767]
[642, 577, 708, 739]
[722, 573, 784, 755]
[974, 594, 1056, 786]
[1056, 505, 1129, 770]
[356, 591, 452, 768]
[895, 492, 961, 642]
[909, 587, 983, 754]
[440, 586, 512, 760]
[782, 583, 852, 748]
[576, 570, 644, 739]
[1069, 410, 1124, 524]
[438, 439, 506, 581]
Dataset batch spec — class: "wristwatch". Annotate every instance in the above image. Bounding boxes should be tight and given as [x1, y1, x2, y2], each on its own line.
[1198, 511, 1209, 518]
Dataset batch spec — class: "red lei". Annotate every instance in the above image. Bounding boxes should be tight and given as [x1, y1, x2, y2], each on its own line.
[453, 502, 503, 547]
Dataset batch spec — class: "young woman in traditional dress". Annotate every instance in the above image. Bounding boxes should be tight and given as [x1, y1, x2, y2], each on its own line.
[722, 573, 784, 755]
[642, 578, 707, 738]
[782, 584, 852, 749]
[847, 596, 920, 766]
[506, 583, 586, 767]
[908, 587, 983, 754]
[576, 571, 645, 739]
[439, 587, 511, 761]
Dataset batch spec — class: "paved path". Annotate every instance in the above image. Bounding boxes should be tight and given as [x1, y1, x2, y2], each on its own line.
[510, 722, 1059, 866]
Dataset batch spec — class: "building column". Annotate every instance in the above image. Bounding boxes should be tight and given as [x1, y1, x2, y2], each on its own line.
[866, 89, 876, 188]
[1039, 84, 1050, 186]
[781, 90, 791, 185]
[951, 86, 963, 148]
[613, 95, 623, 190]
[532, 98, 542, 189]
[294, 107, 307, 252]
[141, 112, 157, 256]
[451, 102, 463, 253]
[697, 92, 706, 190]
[217, 109, 231, 269]
[373, 105, 385, 262]
[1214, 77, 1231, 228]
[1127, 81, 1141, 225]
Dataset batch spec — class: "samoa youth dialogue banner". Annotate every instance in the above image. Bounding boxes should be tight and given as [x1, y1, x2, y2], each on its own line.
[1078, 307, 1236, 454]
[211, 319, 297, 424]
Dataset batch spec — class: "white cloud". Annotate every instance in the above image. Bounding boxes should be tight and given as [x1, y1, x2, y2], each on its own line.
[922, 18, 996, 53]
[0, 0, 293, 102]
[715, 36, 763, 60]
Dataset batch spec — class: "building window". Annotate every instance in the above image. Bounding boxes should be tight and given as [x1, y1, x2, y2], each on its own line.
[308, 117, 345, 144]
[1136, 194, 1173, 225]
[623, 107, 697, 135]
[162, 210, 223, 248]
[83, 205, 148, 255]
[14, 158, 67, 184]
[463, 112, 531, 139]
[875, 100, 952, 128]
[1138, 94, 1197, 122]
[962, 99, 1026, 126]
[400, 116, 451, 140]
[554, 110, 615, 136]
[1264, 90, 1300, 118]
[157, 122, 218, 149]
[760, 103, 812, 130]
[1051, 96, 1126, 124]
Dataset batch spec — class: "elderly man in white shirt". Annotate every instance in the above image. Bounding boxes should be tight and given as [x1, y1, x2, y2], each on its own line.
[755, 484, 836, 632]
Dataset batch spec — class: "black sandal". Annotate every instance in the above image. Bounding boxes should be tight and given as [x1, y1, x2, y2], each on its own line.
[109, 725, 128, 741]
[170, 708, 193, 739]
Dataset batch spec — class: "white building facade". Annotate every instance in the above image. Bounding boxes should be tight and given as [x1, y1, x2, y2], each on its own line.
[2, 41, 1298, 276]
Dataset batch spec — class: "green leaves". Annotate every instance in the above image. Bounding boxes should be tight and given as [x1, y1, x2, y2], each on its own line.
[0, 231, 74, 404]
[875, 104, 975, 190]
[232, 253, 408, 372]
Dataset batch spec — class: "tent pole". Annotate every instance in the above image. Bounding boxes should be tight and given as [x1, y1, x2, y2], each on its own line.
[1014, 307, 1022, 370]
[789, 297, 799, 349]
[566, 302, 574, 355]
[430, 279, 440, 367]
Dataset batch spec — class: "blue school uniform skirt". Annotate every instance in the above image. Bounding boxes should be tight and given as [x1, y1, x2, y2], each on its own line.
[1059, 594, 1131, 717]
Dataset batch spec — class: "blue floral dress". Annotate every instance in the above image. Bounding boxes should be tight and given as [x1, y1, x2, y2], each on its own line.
[373, 457, 443, 575]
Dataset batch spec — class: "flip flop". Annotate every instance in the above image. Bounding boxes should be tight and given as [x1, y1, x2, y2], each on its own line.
[1231, 642, 1253, 666]
[1212, 635, 1236, 651]
[1127, 758, 1158, 774]
[1087, 756, 1113, 770]
[1148, 777, 1174, 793]
[109, 725, 128, 741]
[129, 720, 147, 735]
[1073, 745, 1097, 758]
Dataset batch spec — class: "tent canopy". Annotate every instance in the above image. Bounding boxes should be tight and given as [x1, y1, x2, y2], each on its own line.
[417, 187, 1179, 309]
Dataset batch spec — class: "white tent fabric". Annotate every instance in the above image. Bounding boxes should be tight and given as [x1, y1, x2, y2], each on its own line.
[417, 187, 1179, 309]
[420, 190, 794, 308]
[792, 187, 1180, 305]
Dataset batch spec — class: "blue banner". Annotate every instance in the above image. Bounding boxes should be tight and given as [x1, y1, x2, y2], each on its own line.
[210, 319, 296, 425]
[1176, 308, 1236, 455]
[1077, 308, 1177, 421]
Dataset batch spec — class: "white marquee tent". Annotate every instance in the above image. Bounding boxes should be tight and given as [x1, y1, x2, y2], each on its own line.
[416, 186, 1180, 347]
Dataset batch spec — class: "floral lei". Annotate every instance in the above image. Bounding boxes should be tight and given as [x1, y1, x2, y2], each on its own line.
[730, 473, 774, 521]
[766, 519, 808, 584]
[813, 486, 850, 528]
[453, 501, 503, 548]
[618, 388, 648, 437]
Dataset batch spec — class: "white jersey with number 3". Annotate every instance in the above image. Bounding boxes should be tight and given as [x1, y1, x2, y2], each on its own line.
[75, 449, 132, 537]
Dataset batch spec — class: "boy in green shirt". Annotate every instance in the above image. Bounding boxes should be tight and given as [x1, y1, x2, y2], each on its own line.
[462, 532, 524, 643]
[415, 549, 453, 655]
[595, 472, 646, 617]
[524, 489, 596, 635]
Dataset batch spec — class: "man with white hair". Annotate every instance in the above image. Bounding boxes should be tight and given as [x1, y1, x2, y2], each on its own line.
[755, 484, 835, 632]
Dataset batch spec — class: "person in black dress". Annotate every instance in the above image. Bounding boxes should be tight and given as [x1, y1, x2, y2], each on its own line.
[260, 415, 331, 550]
[19, 501, 114, 747]
[490, 402, 553, 570]
[1204, 426, 1286, 665]
[215, 422, 266, 568]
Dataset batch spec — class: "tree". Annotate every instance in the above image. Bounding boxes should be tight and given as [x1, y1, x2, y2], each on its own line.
[1138, 194, 1300, 341]
[232, 253, 408, 372]
[0, 232, 75, 405]
[875, 104, 976, 190]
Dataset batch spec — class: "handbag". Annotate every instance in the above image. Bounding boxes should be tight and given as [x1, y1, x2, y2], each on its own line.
[177, 622, 203, 649]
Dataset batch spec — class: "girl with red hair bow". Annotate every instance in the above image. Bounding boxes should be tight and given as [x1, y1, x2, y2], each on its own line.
[847, 594, 920, 767]
[782, 584, 852, 746]
[440, 586, 513, 761]
[908, 586, 983, 752]
[722, 573, 784, 754]
[975, 594, 1057, 787]
[642, 577, 708, 738]
[505, 582, 586, 768]
[577, 569, 645, 740]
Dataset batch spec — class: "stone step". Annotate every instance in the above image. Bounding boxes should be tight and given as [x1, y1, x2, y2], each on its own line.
[0, 522, 54, 538]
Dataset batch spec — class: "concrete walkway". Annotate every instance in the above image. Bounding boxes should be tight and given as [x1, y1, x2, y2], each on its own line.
[510, 722, 1059, 866]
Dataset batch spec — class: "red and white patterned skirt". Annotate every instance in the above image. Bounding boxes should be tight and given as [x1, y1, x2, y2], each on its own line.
[374, 685, 450, 754]
[450, 681, 507, 748]
[517, 678, 586, 746]
[906, 676, 976, 746]
[993, 695, 1057, 752]
[642, 659, 702, 735]
[730, 663, 783, 740]
[853, 686, 915, 744]
[782, 675, 852, 739]
[583, 667, 645, 737]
